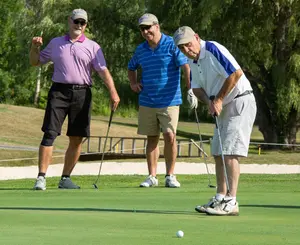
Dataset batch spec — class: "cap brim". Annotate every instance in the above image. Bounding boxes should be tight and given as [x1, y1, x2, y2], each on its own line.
[72, 15, 87, 21]
[139, 21, 157, 26]
[175, 36, 194, 46]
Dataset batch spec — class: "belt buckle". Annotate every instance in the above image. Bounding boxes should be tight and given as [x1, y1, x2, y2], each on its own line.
[72, 84, 81, 90]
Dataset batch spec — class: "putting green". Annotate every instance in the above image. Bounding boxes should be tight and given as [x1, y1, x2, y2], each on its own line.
[0, 175, 299, 245]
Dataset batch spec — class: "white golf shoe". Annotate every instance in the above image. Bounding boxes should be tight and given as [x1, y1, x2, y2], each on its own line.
[139, 175, 158, 187]
[205, 199, 239, 216]
[33, 176, 46, 190]
[58, 177, 80, 189]
[195, 196, 220, 213]
[165, 175, 180, 188]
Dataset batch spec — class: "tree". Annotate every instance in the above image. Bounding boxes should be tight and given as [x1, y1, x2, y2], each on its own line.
[205, 0, 300, 146]
[147, 0, 300, 146]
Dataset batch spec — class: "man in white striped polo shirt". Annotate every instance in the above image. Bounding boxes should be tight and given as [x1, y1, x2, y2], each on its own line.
[128, 13, 190, 188]
[173, 26, 257, 215]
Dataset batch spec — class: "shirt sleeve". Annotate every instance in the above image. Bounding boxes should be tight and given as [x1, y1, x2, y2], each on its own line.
[92, 43, 107, 71]
[173, 45, 188, 67]
[207, 42, 240, 79]
[128, 50, 139, 71]
[39, 40, 53, 64]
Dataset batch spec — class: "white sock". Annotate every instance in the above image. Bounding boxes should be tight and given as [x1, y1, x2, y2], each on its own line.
[225, 196, 236, 205]
[215, 193, 225, 201]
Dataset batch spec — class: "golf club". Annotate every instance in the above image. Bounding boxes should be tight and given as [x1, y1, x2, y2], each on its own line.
[209, 96, 230, 194]
[93, 110, 114, 189]
[194, 108, 216, 188]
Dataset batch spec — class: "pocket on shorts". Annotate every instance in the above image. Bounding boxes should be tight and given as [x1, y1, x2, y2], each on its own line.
[233, 99, 245, 116]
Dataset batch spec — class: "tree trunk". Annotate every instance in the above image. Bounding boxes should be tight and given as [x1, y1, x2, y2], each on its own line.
[247, 74, 279, 148]
[284, 107, 298, 149]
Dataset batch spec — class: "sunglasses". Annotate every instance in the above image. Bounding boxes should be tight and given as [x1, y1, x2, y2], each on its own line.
[139, 25, 153, 32]
[73, 19, 86, 26]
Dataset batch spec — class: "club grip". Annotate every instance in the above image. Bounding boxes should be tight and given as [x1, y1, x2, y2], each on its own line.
[209, 96, 217, 117]
[108, 110, 114, 127]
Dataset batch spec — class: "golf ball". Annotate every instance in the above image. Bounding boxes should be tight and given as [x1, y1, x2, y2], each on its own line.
[176, 230, 184, 238]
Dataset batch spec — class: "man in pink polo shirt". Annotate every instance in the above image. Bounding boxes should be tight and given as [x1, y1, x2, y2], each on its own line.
[30, 9, 120, 190]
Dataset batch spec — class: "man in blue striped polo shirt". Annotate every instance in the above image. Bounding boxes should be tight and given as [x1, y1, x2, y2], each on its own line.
[128, 13, 190, 188]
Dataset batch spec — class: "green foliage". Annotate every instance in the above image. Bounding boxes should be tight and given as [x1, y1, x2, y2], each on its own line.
[1, 0, 300, 143]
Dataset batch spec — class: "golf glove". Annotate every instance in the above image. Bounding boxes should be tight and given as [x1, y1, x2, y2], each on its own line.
[187, 89, 198, 109]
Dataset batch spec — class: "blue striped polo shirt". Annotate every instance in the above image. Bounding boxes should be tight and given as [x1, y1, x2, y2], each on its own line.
[128, 34, 188, 108]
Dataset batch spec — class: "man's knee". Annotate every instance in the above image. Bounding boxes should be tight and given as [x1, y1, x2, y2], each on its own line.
[69, 136, 83, 146]
[163, 131, 176, 144]
[41, 130, 58, 146]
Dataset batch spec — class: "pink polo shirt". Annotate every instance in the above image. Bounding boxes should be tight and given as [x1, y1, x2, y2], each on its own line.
[39, 34, 107, 86]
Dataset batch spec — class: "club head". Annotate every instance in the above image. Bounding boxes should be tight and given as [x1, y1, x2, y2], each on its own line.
[93, 184, 98, 189]
[208, 184, 216, 188]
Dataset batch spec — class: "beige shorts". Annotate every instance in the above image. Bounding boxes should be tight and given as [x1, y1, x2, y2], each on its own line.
[212, 94, 257, 157]
[138, 106, 179, 136]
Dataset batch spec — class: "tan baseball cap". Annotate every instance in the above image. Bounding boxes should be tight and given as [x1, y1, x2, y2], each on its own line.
[71, 9, 88, 22]
[138, 13, 159, 26]
[173, 26, 195, 46]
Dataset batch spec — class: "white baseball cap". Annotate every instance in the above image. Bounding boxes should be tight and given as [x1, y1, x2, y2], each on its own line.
[173, 26, 196, 46]
[71, 9, 88, 22]
[138, 13, 159, 26]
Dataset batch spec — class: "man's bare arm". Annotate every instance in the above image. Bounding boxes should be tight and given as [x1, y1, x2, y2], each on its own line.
[30, 36, 43, 66]
[181, 64, 191, 89]
[216, 69, 243, 101]
[193, 88, 209, 105]
[128, 69, 142, 93]
[97, 68, 120, 111]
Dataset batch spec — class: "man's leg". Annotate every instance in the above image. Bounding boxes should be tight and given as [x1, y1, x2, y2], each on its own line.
[33, 145, 53, 190]
[138, 135, 160, 188]
[215, 155, 240, 197]
[214, 156, 227, 196]
[137, 106, 160, 187]
[225, 156, 240, 197]
[157, 106, 180, 188]
[62, 136, 83, 176]
[163, 132, 177, 175]
[38, 145, 53, 174]
[34, 129, 59, 190]
[58, 136, 83, 189]
[204, 155, 240, 215]
[146, 135, 160, 176]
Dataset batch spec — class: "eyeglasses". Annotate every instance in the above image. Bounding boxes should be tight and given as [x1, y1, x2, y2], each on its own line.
[73, 19, 86, 26]
[139, 25, 153, 32]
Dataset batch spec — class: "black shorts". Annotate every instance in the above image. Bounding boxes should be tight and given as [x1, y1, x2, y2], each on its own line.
[42, 83, 92, 137]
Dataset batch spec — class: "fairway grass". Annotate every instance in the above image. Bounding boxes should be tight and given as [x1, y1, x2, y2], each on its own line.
[0, 175, 299, 245]
[1, 104, 300, 166]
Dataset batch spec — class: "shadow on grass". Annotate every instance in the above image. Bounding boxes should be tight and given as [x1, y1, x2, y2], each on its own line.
[240, 204, 300, 209]
[0, 206, 197, 215]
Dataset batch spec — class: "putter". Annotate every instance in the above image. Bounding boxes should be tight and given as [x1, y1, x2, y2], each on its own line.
[194, 108, 216, 188]
[93, 110, 114, 189]
[209, 96, 230, 194]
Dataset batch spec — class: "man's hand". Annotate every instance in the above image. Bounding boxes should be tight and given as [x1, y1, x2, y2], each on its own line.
[187, 89, 198, 109]
[130, 82, 142, 93]
[110, 91, 120, 111]
[209, 97, 223, 116]
[31, 36, 43, 49]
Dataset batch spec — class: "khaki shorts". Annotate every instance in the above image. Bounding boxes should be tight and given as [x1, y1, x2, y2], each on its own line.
[212, 94, 257, 157]
[138, 106, 179, 136]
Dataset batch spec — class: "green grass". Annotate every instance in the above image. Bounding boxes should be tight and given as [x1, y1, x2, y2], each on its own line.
[0, 175, 299, 245]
